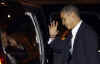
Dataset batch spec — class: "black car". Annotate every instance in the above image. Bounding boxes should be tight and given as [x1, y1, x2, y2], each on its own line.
[0, 1, 100, 64]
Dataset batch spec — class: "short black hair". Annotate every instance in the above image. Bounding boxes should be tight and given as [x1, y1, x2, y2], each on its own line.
[61, 5, 80, 17]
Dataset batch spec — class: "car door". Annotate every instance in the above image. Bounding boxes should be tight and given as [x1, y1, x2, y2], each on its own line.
[1, 10, 45, 64]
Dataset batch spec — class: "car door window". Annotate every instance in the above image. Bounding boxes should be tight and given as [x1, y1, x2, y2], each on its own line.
[1, 7, 44, 64]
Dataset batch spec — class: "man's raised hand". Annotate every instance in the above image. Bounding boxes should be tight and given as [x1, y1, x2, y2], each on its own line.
[49, 20, 59, 38]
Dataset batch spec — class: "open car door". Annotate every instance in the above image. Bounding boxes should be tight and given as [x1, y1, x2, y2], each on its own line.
[1, 11, 45, 64]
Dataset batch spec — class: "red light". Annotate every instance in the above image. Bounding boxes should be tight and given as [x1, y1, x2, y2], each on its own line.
[0, 58, 2, 64]
[0, 57, 4, 64]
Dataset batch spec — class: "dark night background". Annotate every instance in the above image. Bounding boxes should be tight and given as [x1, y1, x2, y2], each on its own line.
[6, 2, 100, 48]
[0, 0, 100, 64]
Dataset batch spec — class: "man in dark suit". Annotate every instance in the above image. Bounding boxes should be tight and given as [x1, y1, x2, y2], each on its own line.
[48, 5, 99, 64]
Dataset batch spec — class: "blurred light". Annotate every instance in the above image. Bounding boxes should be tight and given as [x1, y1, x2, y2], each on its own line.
[8, 14, 11, 18]
[1, 2, 5, 5]
[0, 1, 8, 6]
[0, 61, 1, 64]
[0, 58, 3, 64]
[0, 60, 1, 64]
[98, 50, 100, 53]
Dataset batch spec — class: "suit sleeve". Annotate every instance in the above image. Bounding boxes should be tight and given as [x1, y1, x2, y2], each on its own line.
[48, 37, 59, 48]
[86, 30, 99, 64]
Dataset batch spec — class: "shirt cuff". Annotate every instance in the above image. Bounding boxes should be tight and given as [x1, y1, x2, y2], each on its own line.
[48, 38, 55, 44]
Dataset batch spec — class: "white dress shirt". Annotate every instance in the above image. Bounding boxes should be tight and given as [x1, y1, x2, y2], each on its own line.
[70, 20, 82, 54]
[48, 20, 83, 54]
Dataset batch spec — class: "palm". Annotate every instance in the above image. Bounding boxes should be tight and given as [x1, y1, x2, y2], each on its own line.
[49, 21, 58, 37]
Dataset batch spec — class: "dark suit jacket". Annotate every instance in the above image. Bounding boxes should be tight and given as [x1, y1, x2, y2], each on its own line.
[49, 22, 99, 64]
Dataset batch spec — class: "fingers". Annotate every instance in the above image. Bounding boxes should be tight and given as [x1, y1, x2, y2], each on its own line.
[55, 21, 58, 27]
[50, 20, 55, 27]
[49, 20, 58, 27]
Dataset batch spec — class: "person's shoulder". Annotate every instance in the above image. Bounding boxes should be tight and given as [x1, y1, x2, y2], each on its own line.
[82, 22, 98, 36]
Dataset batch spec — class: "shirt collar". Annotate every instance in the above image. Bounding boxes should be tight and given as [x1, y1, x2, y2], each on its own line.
[72, 20, 83, 36]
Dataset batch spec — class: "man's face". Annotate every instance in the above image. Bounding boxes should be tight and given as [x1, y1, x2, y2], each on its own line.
[60, 12, 74, 30]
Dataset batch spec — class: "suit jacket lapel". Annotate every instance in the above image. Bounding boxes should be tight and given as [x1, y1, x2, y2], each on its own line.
[71, 22, 85, 57]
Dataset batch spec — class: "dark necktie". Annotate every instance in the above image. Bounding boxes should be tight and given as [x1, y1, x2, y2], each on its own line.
[64, 31, 72, 64]
[66, 31, 72, 50]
